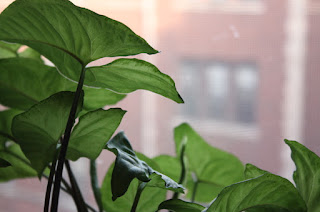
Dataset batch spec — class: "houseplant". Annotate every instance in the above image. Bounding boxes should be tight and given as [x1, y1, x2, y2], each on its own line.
[0, 0, 319, 211]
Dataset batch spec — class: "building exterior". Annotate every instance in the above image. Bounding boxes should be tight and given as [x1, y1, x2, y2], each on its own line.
[1, 0, 319, 211]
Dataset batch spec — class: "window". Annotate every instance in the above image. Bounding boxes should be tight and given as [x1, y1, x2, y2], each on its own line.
[179, 61, 258, 124]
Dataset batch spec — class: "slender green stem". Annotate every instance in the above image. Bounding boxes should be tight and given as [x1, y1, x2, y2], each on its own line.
[191, 172, 198, 203]
[173, 138, 187, 199]
[51, 66, 86, 212]
[65, 160, 88, 212]
[131, 182, 147, 212]
[44, 152, 59, 212]
[90, 160, 103, 212]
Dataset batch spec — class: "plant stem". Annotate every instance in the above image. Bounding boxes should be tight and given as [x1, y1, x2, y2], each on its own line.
[130, 182, 147, 212]
[51, 66, 86, 212]
[65, 160, 88, 212]
[90, 160, 103, 212]
[173, 138, 187, 199]
[191, 172, 198, 203]
[44, 152, 58, 212]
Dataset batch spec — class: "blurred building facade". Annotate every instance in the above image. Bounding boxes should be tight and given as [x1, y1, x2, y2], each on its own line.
[1, 0, 320, 211]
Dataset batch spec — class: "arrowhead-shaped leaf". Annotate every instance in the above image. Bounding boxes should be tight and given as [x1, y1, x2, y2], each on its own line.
[285, 139, 320, 212]
[86, 58, 184, 103]
[101, 163, 166, 212]
[105, 132, 184, 201]
[67, 108, 126, 161]
[158, 199, 205, 212]
[11, 91, 83, 176]
[174, 123, 244, 202]
[0, 0, 157, 66]
[205, 173, 307, 212]
[0, 58, 126, 110]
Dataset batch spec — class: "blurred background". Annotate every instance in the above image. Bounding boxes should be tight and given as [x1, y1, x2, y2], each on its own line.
[1, 0, 320, 211]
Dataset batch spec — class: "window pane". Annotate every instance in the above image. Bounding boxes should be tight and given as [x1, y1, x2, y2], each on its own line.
[206, 64, 230, 119]
[234, 64, 258, 123]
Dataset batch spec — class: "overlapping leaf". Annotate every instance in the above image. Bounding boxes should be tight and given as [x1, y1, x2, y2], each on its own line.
[11, 91, 83, 176]
[67, 108, 126, 161]
[0, 110, 37, 181]
[205, 173, 307, 212]
[0, 58, 126, 110]
[85, 59, 184, 103]
[286, 139, 320, 212]
[0, 0, 158, 65]
[174, 123, 244, 202]
[158, 199, 205, 212]
[105, 132, 184, 201]
[101, 163, 166, 212]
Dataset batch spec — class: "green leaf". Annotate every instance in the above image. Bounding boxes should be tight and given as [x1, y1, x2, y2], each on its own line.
[158, 199, 205, 212]
[174, 123, 244, 202]
[0, 142, 37, 182]
[0, 158, 11, 167]
[0, 58, 125, 110]
[106, 132, 184, 200]
[11, 91, 83, 176]
[153, 155, 181, 183]
[285, 139, 320, 212]
[0, 109, 21, 143]
[0, 0, 158, 66]
[205, 173, 307, 212]
[67, 108, 126, 161]
[101, 163, 166, 212]
[0, 41, 20, 59]
[86, 58, 184, 103]
[244, 163, 269, 179]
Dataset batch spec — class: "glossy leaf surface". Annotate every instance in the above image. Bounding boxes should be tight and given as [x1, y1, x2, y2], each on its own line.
[106, 132, 184, 200]
[158, 199, 205, 212]
[206, 173, 307, 212]
[286, 139, 320, 212]
[244, 163, 268, 179]
[174, 123, 244, 202]
[67, 108, 126, 161]
[0, 0, 157, 66]
[11, 91, 83, 176]
[86, 59, 184, 103]
[0, 58, 125, 110]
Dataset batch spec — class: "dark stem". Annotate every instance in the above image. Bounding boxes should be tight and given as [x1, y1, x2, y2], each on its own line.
[191, 172, 198, 203]
[65, 160, 88, 212]
[130, 182, 147, 212]
[90, 160, 103, 212]
[50, 66, 86, 212]
[172, 138, 187, 199]
[44, 152, 59, 212]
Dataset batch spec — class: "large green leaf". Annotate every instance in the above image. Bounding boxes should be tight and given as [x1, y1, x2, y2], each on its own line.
[106, 132, 184, 200]
[0, 58, 125, 110]
[205, 173, 307, 212]
[285, 139, 320, 212]
[85, 58, 184, 103]
[101, 163, 166, 212]
[174, 123, 244, 202]
[67, 108, 126, 161]
[158, 199, 205, 212]
[11, 91, 83, 176]
[0, 0, 157, 66]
